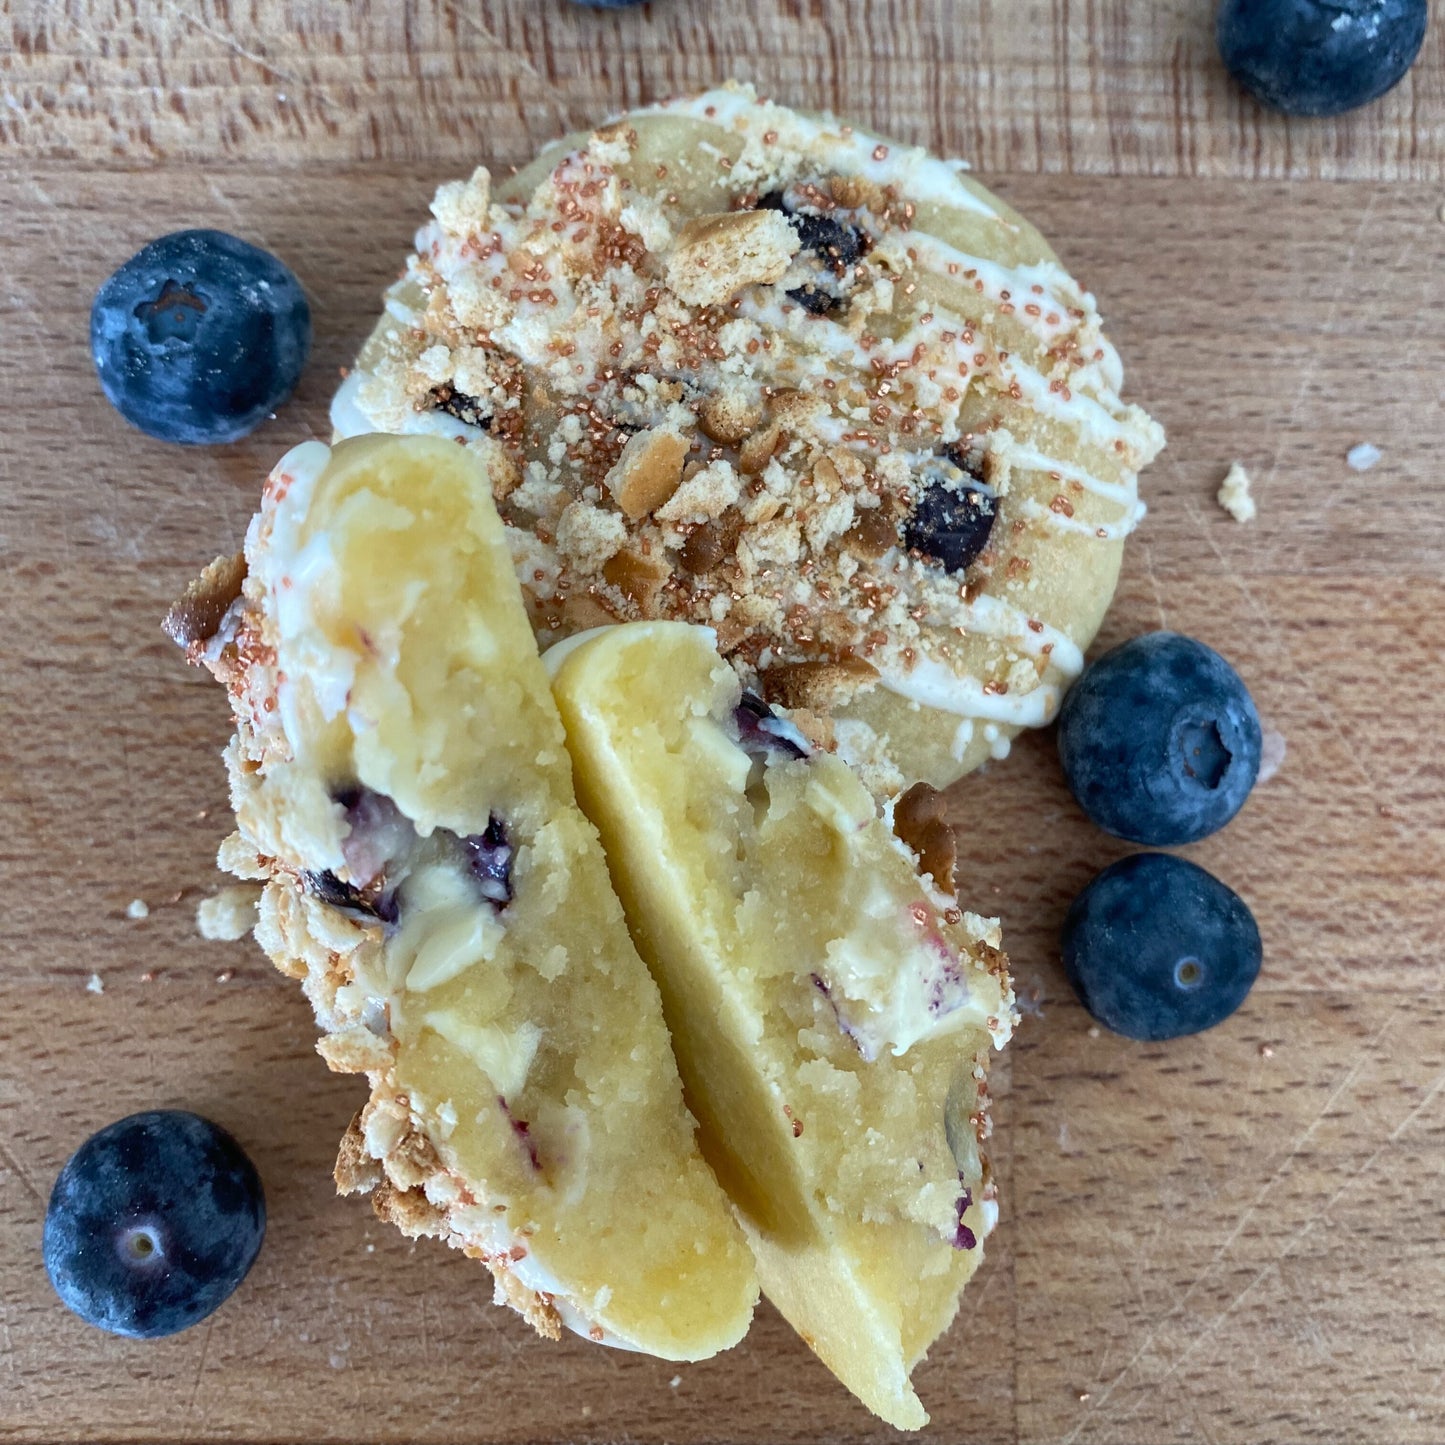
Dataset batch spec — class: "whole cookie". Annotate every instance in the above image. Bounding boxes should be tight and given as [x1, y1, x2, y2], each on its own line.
[333, 84, 1164, 792]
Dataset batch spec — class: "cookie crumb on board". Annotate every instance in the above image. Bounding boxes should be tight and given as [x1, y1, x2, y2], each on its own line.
[1216, 461, 1256, 523]
[125, 898, 150, 920]
[86, 973, 104, 995]
[1346, 442, 1382, 472]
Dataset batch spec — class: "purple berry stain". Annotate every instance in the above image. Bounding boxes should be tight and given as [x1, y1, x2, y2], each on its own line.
[498, 1097, 541, 1173]
[952, 1187, 977, 1251]
[734, 693, 809, 761]
[463, 815, 514, 906]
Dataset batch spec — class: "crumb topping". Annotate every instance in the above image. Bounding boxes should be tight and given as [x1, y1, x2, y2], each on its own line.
[335, 83, 1165, 761]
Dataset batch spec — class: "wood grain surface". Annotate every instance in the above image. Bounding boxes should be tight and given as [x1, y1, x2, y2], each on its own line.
[2, 4, 1444, 1443]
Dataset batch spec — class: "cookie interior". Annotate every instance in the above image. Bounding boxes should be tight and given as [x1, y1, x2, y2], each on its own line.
[215, 434, 758, 1358]
[550, 619, 1013, 1428]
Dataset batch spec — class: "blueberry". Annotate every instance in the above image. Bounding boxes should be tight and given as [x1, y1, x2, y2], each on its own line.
[757, 192, 869, 314]
[429, 383, 491, 429]
[1057, 632, 1262, 846]
[462, 814, 515, 906]
[787, 283, 844, 316]
[304, 868, 399, 925]
[903, 454, 997, 574]
[734, 691, 810, 761]
[758, 194, 868, 268]
[44, 1111, 265, 1338]
[1062, 853, 1262, 1040]
[91, 229, 310, 444]
[1217, 0, 1427, 116]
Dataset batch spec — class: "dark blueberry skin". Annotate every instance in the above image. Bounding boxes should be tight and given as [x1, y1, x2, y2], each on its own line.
[1062, 853, 1262, 1040]
[734, 692, 810, 761]
[462, 814, 515, 906]
[1217, 0, 1427, 116]
[1058, 632, 1262, 846]
[44, 1111, 265, 1338]
[758, 192, 869, 314]
[758, 194, 868, 268]
[91, 230, 310, 444]
[903, 477, 997, 574]
[304, 869, 400, 925]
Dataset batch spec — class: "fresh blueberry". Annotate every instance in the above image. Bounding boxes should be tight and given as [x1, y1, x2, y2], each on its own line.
[91, 229, 310, 444]
[44, 1111, 265, 1338]
[903, 459, 997, 574]
[1217, 0, 1428, 116]
[1062, 853, 1262, 1040]
[1057, 632, 1262, 846]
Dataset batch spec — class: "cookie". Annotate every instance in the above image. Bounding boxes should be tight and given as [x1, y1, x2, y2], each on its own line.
[333, 83, 1165, 792]
[549, 621, 1014, 1428]
[171, 434, 758, 1359]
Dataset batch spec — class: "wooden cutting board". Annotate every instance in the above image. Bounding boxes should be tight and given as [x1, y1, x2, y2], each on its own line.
[3, 4, 1443, 1441]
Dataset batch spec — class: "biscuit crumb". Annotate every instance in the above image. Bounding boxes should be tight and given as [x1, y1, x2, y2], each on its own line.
[162, 551, 247, 650]
[1216, 461, 1256, 523]
[86, 973, 104, 995]
[1346, 442, 1382, 472]
[666, 209, 799, 307]
[197, 884, 263, 941]
[126, 898, 150, 920]
[1260, 1043, 1275, 1059]
[603, 427, 689, 519]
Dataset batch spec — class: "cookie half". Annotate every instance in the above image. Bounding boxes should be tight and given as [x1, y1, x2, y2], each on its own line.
[171, 434, 757, 1359]
[335, 83, 1164, 792]
[549, 621, 1014, 1428]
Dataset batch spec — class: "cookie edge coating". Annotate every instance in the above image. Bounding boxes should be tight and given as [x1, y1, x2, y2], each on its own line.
[168, 501, 672, 1357]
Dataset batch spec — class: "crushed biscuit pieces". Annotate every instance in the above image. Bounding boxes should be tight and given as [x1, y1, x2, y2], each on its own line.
[604, 426, 690, 519]
[196, 884, 264, 941]
[332, 83, 1165, 792]
[666, 209, 800, 307]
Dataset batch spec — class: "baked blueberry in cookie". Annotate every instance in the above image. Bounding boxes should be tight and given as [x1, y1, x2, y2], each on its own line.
[169, 434, 756, 1359]
[550, 621, 1014, 1429]
[332, 84, 1164, 793]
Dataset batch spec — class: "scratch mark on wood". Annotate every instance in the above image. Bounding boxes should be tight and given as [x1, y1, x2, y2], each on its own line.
[0, 1134, 44, 1206]
[1101, 1061, 1445, 1432]
[1061, 1007, 1407, 1441]
[187, 1310, 216, 1415]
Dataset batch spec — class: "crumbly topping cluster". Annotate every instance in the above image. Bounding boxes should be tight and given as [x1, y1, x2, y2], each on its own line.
[348, 91, 1161, 740]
